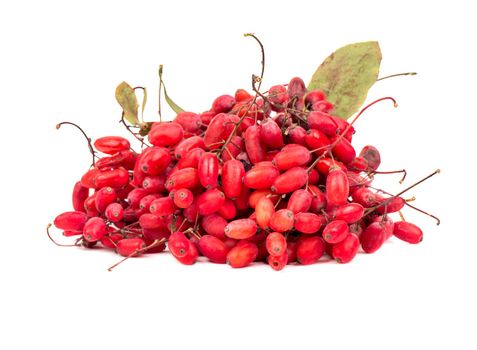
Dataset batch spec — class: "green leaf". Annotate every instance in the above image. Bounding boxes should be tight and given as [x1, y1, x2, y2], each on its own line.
[159, 65, 185, 114]
[115, 81, 139, 125]
[308, 41, 382, 119]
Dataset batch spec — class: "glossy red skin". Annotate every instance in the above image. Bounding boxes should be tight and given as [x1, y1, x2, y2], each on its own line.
[226, 242, 258, 268]
[94, 136, 130, 155]
[212, 95, 235, 113]
[172, 188, 194, 208]
[168, 232, 191, 258]
[272, 144, 311, 170]
[271, 167, 308, 194]
[224, 219, 257, 240]
[244, 125, 267, 164]
[323, 220, 350, 244]
[94, 187, 117, 212]
[138, 147, 171, 176]
[126, 188, 147, 208]
[233, 185, 250, 211]
[326, 168, 349, 207]
[203, 113, 229, 149]
[305, 90, 326, 106]
[295, 212, 323, 234]
[139, 194, 160, 211]
[296, 236, 325, 265]
[269, 84, 289, 105]
[105, 203, 124, 222]
[116, 238, 146, 257]
[315, 157, 347, 176]
[95, 150, 136, 171]
[288, 189, 313, 214]
[83, 193, 99, 217]
[308, 168, 320, 185]
[307, 111, 344, 137]
[247, 189, 276, 208]
[235, 89, 253, 102]
[286, 126, 307, 146]
[54, 211, 88, 231]
[244, 165, 280, 189]
[269, 209, 295, 233]
[266, 232, 287, 257]
[183, 200, 198, 222]
[371, 215, 394, 240]
[80, 168, 100, 188]
[332, 233, 360, 263]
[334, 203, 365, 223]
[268, 253, 288, 271]
[142, 175, 166, 194]
[62, 230, 83, 237]
[100, 233, 123, 249]
[174, 136, 206, 159]
[150, 197, 177, 217]
[201, 214, 227, 239]
[94, 167, 129, 189]
[72, 181, 89, 212]
[222, 160, 245, 199]
[260, 118, 284, 149]
[330, 136, 356, 164]
[359, 145, 381, 171]
[347, 172, 373, 188]
[198, 152, 219, 189]
[217, 198, 237, 220]
[347, 156, 368, 172]
[130, 148, 152, 187]
[198, 235, 229, 263]
[376, 197, 405, 214]
[196, 189, 225, 216]
[351, 187, 379, 208]
[312, 100, 334, 114]
[166, 168, 200, 191]
[139, 213, 167, 230]
[174, 242, 199, 265]
[177, 148, 205, 169]
[174, 111, 201, 134]
[305, 128, 331, 154]
[393, 221, 423, 244]
[307, 185, 327, 213]
[360, 222, 386, 253]
[83, 217, 107, 242]
[255, 197, 275, 230]
[221, 136, 244, 162]
[148, 122, 184, 147]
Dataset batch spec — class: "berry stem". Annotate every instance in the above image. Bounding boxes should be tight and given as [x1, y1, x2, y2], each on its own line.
[56, 121, 97, 166]
[371, 169, 407, 183]
[108, 238, 166, 272]
[376, 72, 417, 82]
[244, 33, 265, 92]
[46, 223, 82, 247]
[158, 65, 163, 122]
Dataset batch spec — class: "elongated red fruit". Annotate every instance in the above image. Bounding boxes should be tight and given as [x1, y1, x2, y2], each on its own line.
[268, 253, 288, 271]
[116, 238, 145, 257]
[72, 181, 89, 212]
[177, 148, 205, 169]
[94, 167, 129, 189]
[315, 157, 347, 176]
[166, 168, 199, 191]
[359, 145, 381, 171]
[331, 135, 356, 164]
[174, 111, 201, 134]
[376, 197, 405, 214]
[201, 214, 228, 239]
[323, 220, 349, 244]
[260, 118, 284, 149]
[360, 222, 386, 253]
[271, 167, 308, 194]
[198, 152, 219, 188]
[296, 236, 325, 265]
[266, 232, 287, 257]
[150, 197, 177, 216]
[393, 221, 423, 244]
[334, 203, 364, 223]
[83, 217, 107, 242]
[148, 122, 184, 147]
[222, 159, 245, 199]
[94, 136, 130, 155]
[138, 147, 171, 175]
[224, 219, 257, 239]
[198, 235, 229, 263]
[288, 189, 312, 214]
[269, 209, 294, 232]
[326, 168, 349, 206]
[332, 232, 360, 263]
[244, 165, 280, 189]
[196, 188, 225, 216]
[351, 187, 378, 208]
[95, 186, 117, 212]
[244, 125, 266, 164]
[168, 231, 191, 258]
[272, 144, 311, 170]
[139, 213, 167, 230]
[294, 212, 323, 234]
[227, 242, 258, 268]
[255, 196, 275, 230]
[305, 128, 331, 154]
[54, 211, 88, 231]
[174, 136, 206, 159]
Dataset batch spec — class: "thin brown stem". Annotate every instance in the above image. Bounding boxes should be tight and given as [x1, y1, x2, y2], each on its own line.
[56, 121, 97, 166]
[46, 223, 81, 247]
[108, 238, 166, 271]
[377, 72, 417, 82]
[244, 33, 265, 91]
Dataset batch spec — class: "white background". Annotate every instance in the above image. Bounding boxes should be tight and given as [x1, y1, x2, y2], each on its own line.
[1, 0, 475, 349]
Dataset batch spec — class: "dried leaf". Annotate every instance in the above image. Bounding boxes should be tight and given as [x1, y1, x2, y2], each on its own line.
[115, 82, 139, 125]
[159, 65, 184, 114]
[134, 86, 147, 123]
[308, 41, 382, 119]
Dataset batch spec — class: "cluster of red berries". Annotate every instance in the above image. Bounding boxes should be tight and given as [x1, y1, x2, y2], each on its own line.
[50, 76, 436, 270]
